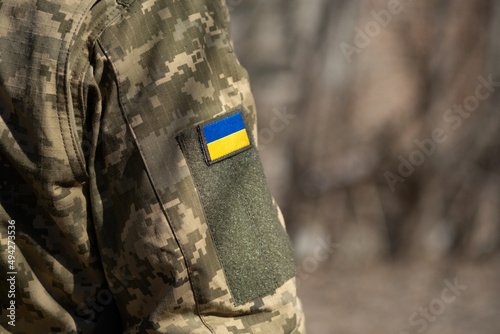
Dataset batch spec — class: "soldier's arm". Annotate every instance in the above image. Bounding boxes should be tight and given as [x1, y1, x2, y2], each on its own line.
[88, 0, 306, 332]
[0, 0, 305, 332]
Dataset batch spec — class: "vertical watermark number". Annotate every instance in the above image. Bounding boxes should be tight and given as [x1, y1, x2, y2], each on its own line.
[6, 220, 16, 327]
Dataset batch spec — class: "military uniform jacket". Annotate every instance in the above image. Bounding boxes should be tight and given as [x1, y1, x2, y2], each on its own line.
[0, 0, 306, 333]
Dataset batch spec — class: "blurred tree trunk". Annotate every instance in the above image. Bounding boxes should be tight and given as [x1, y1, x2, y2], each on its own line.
[230, 0, 500, 263]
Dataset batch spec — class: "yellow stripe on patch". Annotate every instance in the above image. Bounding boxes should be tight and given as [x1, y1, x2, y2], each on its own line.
[207, 129, 250, 161]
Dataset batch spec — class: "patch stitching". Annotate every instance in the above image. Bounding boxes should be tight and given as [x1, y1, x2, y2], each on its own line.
[198, 107, 252, 165]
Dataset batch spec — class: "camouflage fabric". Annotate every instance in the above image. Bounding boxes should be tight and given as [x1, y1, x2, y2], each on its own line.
[0, 0, 306, 333]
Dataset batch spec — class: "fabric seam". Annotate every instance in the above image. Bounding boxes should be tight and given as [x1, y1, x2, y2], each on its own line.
[75, 4, 128, 154]
[95, 37, 215, 334]
[57, 0, 99, 181]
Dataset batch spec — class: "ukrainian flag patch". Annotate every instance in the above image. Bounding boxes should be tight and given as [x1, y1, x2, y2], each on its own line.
[199, 110, 252, 165]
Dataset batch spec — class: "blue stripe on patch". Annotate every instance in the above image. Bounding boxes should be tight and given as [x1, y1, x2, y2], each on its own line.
[202, 113, 246, 144]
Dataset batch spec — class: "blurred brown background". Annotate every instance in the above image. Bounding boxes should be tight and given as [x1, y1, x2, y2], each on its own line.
[229, 0, 500, 333]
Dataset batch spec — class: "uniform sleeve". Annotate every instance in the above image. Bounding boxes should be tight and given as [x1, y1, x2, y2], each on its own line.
[86, 0, 306, 333]
[0, 0, 305, 333]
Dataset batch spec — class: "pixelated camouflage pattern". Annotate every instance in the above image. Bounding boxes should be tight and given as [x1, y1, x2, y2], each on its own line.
[0, 0, 305, 333]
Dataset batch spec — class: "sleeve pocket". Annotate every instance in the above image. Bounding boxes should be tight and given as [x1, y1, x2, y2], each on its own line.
[176, 106, 296, 306]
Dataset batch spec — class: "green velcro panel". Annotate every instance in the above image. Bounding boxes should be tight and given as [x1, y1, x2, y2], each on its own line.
[176, 108, 296, 306]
